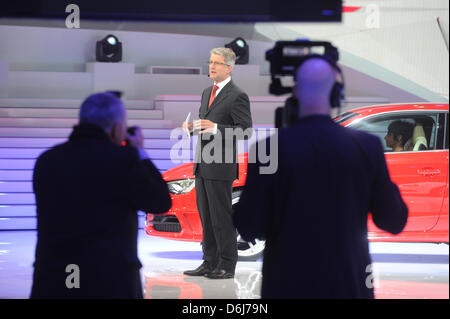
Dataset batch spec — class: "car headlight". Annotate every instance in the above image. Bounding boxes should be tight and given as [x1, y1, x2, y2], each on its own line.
[167, 179, 195, 194]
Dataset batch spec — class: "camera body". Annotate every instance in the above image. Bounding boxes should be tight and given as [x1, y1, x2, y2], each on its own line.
[265, 41, 344, 128]
[123, 126, 138, 147]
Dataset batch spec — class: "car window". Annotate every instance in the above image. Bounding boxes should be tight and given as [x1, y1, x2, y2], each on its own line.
[441, 112, 450, 150]
[444, 112, 449, 150]
[350, 112, 438, 153]
[436, 113, 447, 150]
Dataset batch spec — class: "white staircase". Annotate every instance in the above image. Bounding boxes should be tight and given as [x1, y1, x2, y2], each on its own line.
[0, 98, 179, 230]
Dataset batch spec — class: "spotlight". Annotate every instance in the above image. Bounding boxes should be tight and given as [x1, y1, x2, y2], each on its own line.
[225, 37, 249, 65]
[96, 34, 122, 62]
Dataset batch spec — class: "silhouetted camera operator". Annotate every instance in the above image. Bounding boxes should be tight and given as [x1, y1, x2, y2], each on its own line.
[234, 41, 408, 299]
[31, 92, 171, 298]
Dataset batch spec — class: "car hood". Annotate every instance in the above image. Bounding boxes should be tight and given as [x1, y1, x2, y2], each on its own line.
[162, 153, 249, 182]
[163, 162, 194, 181]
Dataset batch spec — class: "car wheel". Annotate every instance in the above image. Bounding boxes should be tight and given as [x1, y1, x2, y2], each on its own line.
[232, 190, 265, 262]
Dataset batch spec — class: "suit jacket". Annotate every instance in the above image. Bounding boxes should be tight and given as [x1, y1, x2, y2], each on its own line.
[233, 115, 408, 299]
[30, 123, 172, 298]
[193, 80, 252, 181]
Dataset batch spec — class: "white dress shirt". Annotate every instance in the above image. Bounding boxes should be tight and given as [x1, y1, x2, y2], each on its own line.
[213, 76, 231, 97]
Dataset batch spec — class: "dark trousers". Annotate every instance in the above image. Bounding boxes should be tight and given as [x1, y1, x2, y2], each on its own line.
[195, 177, 237, 272]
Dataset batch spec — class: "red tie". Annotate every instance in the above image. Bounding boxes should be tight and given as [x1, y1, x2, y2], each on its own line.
[208, 85, 219, 108]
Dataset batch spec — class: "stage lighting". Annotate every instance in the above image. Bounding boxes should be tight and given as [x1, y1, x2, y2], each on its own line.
[96, 34, 122, 62]
[225, 37, 249, 65]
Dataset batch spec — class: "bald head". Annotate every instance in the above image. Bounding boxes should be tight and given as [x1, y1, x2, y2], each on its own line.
[294, 58, 337, 117]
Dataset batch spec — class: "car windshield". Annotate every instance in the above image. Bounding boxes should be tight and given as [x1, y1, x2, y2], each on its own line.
[333, 112, 359, 124]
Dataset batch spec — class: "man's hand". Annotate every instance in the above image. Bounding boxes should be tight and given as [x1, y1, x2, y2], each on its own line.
[126, 126, 145, 149]
[194, 119, 216, 134]
[182, 121, 193, 133]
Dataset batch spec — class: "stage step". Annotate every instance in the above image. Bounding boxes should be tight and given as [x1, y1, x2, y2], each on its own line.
[0, 182, 32, 193]
[0, 193, 35, 205]
[0, 107, 163, 119]
[0, 159, 178, 171]
[0, 204, 149, 219]
[0, 214, 146, 230]
[0, 148, 188, 160]
[0, 217, 37, 230]
[0, 170, 33, 181]
[0, 127, 174, 138]
[0, 164, 174, 181]
[0, 192, 174, 206]
[0, 148, 44, 159]
[0, 137, 181, 149]
[0, 205, 36, 217]
[0, 117, 174, 128]
[0, 98, 155, 109]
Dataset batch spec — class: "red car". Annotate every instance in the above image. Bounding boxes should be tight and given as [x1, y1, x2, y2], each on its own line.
[145, 103, 449, 260]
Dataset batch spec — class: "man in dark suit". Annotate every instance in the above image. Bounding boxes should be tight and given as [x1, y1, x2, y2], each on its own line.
[183, 48, 252, 279]
[233, 58, 408, 298]
[30, 92, 172, 298]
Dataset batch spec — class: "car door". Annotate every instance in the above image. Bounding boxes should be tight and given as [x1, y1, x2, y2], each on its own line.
[349, 111, 447, 232]
[432, 111, 449, 236]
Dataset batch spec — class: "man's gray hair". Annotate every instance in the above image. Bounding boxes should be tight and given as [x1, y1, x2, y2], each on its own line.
[79, 92, 126, 132]
[210, 47, 236, 67]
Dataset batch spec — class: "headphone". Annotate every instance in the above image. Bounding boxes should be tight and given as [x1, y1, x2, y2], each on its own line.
[279, 54, 345, 128]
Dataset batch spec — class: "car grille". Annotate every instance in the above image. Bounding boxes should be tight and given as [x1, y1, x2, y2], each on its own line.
[151, 215, 182, 233]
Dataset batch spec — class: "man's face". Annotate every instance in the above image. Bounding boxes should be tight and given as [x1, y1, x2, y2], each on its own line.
[209, 54, 232, 83]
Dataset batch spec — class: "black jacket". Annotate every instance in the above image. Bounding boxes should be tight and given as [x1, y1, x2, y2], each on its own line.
[30, 123, 171, 298]
[194, 80, 252, 181]
[234, 115, 408, 299]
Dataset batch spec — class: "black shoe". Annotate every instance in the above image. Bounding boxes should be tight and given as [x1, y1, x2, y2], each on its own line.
[204, 268, 234, 279]
[183, 262, 212, 276]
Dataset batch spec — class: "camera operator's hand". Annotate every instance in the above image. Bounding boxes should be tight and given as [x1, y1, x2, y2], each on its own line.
[126, 126, 144, 149]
